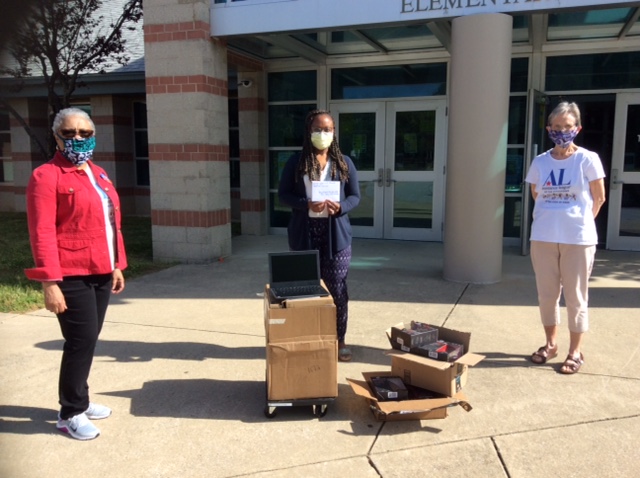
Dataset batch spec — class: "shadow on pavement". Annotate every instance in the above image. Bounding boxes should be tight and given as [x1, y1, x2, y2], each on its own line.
[0, 405, 58, 436]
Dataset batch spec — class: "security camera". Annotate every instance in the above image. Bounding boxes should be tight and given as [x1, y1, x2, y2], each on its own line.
[238, 79, 253, 88]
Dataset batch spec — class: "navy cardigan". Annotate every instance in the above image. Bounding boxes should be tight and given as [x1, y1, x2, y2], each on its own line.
[278, 152, 360, 257]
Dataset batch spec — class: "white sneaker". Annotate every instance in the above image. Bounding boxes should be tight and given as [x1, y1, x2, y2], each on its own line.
[56, 413, 100, 440]
[85, 402, 112, 420]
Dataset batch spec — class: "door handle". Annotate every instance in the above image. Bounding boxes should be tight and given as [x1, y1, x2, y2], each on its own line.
[377, 168, 384, 187]
[611, 169, 624, 190]
[385, 168, 396, 187]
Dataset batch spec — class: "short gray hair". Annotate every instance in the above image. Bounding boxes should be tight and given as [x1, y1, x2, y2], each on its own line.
[52, 107, 95, 134]
[548, 101, 581, 127]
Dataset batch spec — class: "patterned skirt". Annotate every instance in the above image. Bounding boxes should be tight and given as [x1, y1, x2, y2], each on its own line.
[309, 218, 351, 343]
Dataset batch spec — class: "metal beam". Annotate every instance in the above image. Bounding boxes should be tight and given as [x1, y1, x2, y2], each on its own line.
[619, 7, 640, 39]
[426, 21, 451, 52]
[255, 35, 327, 64]
[352, 30, 388, 54]
[529, 14, 547, 52]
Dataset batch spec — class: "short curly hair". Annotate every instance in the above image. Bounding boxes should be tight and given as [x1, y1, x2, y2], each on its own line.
[52, 107, 95, 135]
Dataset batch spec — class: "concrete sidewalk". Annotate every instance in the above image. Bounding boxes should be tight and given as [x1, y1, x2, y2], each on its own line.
[1, 235, 640, 478]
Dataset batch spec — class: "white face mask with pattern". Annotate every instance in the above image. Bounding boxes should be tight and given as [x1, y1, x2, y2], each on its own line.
[311, 131, 333, 150]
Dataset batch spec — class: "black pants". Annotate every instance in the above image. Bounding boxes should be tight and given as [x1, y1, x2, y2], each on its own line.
[56, 274, 112, 419]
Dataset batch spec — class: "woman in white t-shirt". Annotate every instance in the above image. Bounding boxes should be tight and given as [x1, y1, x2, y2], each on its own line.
[525, 101, 606, 374]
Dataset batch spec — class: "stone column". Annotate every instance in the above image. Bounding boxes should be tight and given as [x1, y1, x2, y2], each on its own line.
[144, 0, 231, 262]
[7, 98, 49, 212]
[91, 95, 137, 214]
[443, 14, 513, 283]
[237, 69, 267, 235]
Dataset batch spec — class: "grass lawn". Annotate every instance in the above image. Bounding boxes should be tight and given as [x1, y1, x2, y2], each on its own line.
[0, 212, 174, 314]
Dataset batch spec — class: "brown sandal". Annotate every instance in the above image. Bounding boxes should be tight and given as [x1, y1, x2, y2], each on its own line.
[530, 345, 558, 364]
[560, 353, 584, 374]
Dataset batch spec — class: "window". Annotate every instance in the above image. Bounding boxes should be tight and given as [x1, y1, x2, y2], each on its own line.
[133, 102, 149, 187]
[268, 70, 317, 228]
[504, 57, 530, 239]
[546, 51, 640, 91]
[228, 80, 240, 189]
[510, 57, 529, 93]
[0, 110, 12, 183]
[331, 63, 447, 100]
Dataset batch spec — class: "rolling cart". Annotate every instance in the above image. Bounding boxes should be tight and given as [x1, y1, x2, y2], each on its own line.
[263, 283, 338, 419]
[263, 395, 334, 419]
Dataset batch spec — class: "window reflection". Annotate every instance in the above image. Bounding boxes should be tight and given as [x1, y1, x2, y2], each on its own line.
[546, 52, 640, 91]
[332, 63, 446, 100]
[393, 182, 432, 229]
[269, 104, 316, 147]
[620, 185, 640, 237]
[623, 105, 640, 173]
[349, 182, 374, 227]
[338, 113, 376, 172]
[395, 111, 435, 172]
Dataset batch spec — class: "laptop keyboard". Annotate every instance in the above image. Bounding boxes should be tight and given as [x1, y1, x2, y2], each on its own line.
[272, 285, 328, 297]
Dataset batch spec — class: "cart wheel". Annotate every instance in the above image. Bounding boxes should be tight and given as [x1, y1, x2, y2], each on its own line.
[313, 404, 328, 418]
[264, 406, 277, 419]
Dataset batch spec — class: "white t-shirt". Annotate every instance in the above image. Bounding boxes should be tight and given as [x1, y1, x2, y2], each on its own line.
[525, 147, 605, 245]
[304, 159, 332, 218]
[85, 166, 116, 268]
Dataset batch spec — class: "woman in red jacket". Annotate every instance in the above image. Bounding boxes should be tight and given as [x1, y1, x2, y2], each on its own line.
[25, 107, 127, 440]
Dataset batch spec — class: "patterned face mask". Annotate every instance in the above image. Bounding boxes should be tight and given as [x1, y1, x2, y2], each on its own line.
[548, 128, 579, 149]
[57, 136, 96, 166]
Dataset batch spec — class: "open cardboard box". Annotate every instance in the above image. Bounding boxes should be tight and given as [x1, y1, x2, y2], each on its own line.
[389, 322, 439, 352]
[386, 323, 485, 396]
[264, 284, 338, 401]
[347, 371, 472, 421]
[265, 284, 337, 342]
[265, 282, 334, 309]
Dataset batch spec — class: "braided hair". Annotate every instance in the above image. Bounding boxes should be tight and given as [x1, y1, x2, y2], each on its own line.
[296, 109, 350, 182]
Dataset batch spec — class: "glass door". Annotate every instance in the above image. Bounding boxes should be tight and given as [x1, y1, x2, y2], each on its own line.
[332, 100, 446, 240]
[332, 102, 385, 238]
[606, 93, 640, 250]
[385, 101, 446, 240]
[521, 90, 549, 255]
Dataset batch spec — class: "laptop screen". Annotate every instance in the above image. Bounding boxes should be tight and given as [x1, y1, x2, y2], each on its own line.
[269, 251, 320, 285]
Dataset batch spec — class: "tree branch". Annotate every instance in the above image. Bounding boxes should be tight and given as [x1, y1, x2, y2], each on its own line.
[0, 97, 49, 162]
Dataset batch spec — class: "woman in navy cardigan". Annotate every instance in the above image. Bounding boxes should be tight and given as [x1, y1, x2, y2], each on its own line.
[278, 109, 360, 361]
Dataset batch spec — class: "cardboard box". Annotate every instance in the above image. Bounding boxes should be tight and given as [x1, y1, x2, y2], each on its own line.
[266, 339, 337, 400]
[347, 371, 472, 421]
[264, 285, 338, 401]
[386, 324, 485, 396]
[414, 340, 465, 362]
[389, 322, 439, 352]
[265, 282, 334, 308]
[264, 285, 337, 343]
[369, 376, 409, 402]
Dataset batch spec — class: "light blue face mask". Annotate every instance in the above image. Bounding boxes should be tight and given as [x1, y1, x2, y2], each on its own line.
[57, 136, 96, 166]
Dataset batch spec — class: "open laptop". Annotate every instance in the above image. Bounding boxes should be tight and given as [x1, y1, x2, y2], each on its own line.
[268, 250, 330, 301]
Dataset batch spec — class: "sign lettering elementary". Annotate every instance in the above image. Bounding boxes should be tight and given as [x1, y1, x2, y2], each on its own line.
[401, 0, 542, 15]
[211, 0, 638, 37]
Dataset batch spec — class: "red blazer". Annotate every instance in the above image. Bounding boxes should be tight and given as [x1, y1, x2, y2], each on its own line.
[25, 152, 128, 281]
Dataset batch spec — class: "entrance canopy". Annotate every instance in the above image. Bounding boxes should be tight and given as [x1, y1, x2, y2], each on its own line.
[210, 0, 640, 61]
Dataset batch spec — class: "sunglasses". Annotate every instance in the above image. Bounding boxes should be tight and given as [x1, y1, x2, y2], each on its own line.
[58, 129, 95, 139]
